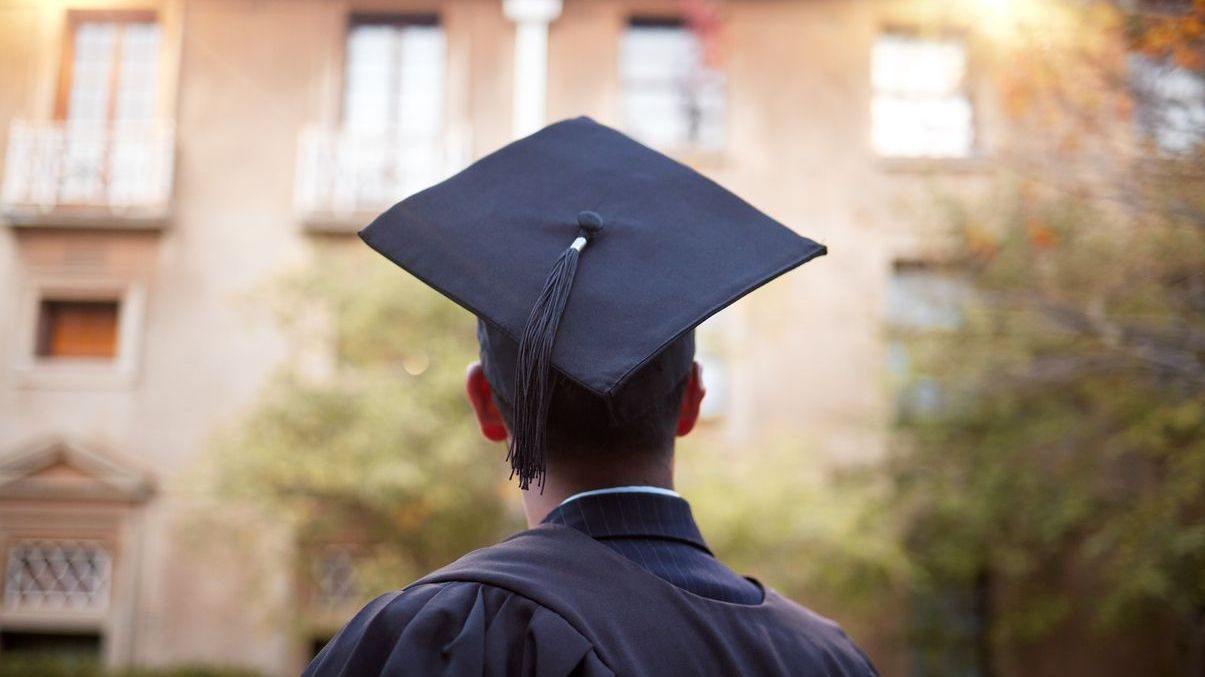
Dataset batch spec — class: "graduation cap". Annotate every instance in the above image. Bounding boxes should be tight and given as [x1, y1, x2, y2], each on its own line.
[360, 117, 826, 490]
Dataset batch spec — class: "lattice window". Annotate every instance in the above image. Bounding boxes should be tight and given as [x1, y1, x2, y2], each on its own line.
[312, 546, 357, 609]
[4, 540, 112, 611]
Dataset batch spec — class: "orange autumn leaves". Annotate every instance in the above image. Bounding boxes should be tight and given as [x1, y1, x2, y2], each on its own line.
[960, 218, 1056, 263]
[1131, 0, 1205, 71]
[995, 2, 1202, 140]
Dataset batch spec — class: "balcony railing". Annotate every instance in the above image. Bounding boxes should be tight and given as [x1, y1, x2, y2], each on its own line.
[294, 126, 463, 229]
[1, 120, 175, 226]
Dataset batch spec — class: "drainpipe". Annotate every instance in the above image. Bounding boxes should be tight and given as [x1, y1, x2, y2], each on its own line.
[502, 0, 563, 138]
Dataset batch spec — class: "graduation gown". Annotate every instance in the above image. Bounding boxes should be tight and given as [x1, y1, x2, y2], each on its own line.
[305, 495, 877, 677]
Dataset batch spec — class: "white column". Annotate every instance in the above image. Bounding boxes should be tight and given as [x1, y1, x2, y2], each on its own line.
[503, 0, 563, 139]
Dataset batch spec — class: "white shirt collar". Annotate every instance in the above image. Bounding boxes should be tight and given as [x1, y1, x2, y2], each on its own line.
[559, 485, 681, 506]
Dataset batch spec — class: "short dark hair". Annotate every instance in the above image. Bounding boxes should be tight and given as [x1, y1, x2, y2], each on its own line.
[493, 367, 690, 464]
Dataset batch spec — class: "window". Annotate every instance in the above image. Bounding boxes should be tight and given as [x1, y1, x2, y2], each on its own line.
[872, 33, 973, 158]
[695, 314, 732, 420]
[35, 300, 121, 360]
[301, 545, 359, 659]
[12, 280, 146, 388]
[311, 545, 358, 610]
[620, 19, 724, 151]
[885, 261, 969, 420]
[294, 15, 446, 220]
[59, 12, 163, 205]
[60, 12, 161, 125]
[343, 15, 444, 139]
[0, 10, 174, 215]
[1129, 55, 1205, 154]
[885, 261, 967, 332]
[908, 575, 989, 677]
[4, 540, 112, 612]
[0, 630, 102, 658]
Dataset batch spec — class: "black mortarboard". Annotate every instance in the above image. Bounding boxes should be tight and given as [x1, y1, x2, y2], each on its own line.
[360, 117, 826, 490]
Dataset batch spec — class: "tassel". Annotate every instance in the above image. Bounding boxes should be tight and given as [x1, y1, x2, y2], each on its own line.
[509, 212, 604, 491]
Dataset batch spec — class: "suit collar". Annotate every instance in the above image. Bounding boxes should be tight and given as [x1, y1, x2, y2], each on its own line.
[541, 490, 712, 554]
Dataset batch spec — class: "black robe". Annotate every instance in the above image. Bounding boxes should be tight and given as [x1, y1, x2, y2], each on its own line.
[305, 520, 877, 676]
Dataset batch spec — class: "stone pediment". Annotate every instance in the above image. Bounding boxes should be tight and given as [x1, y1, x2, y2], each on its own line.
[0, 437, 154, 502]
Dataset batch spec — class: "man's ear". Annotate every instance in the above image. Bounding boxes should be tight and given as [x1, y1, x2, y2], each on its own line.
[466, 363, 510, 442]
[676, 361, 706, 437]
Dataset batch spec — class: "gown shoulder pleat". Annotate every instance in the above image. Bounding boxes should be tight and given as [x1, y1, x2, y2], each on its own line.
[305, 581, 615, 677]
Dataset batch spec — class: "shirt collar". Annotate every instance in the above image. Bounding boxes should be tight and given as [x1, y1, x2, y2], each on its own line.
[559, 485, 682, 506]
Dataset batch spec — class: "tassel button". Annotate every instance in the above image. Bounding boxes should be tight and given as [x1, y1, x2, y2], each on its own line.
[577, 211, 605, 238]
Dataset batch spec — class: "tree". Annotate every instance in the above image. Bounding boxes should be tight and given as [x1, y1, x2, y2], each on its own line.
[682, 436, 906, 602]
[211, 248, 520, 620]
[890, 2, 1205, 675]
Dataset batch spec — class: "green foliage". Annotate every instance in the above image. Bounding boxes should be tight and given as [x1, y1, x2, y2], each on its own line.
[893, 175, 1205, 654]
[0, 657, 263, 677]
[888, 4, 1205, 670]
[680, 437, 908, 615]
[116, 667, 263, 677]
[0, 655, 99, 677]
[212, 248, 519, 600]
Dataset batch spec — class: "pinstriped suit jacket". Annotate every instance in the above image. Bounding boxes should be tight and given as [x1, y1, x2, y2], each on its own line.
[541, 491, 764, 605]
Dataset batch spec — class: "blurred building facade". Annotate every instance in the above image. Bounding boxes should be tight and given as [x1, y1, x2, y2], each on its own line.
[0, 0, 1177, 674]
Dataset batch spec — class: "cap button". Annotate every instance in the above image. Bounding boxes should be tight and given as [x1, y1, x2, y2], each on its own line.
[577, 210, 604, 238]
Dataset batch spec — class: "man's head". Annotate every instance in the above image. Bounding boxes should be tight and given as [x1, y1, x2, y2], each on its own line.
[465, 334, 706, 484]
[359, 116, 825, 509]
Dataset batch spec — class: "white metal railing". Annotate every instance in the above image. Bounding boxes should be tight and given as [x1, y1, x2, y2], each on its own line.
[1, 119, 175, 217]
[294, 126, 463, 221]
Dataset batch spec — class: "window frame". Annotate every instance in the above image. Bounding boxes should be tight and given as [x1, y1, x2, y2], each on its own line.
[3, 538, 114, 615]
[0, 529, 121, 634]
[618, 16, 727, 155]
[35, 299, 123, 360]
[339, 12, 445, 137]
[871, 27, 980, 163]
[11, 276, 146, 390]
[884, 259, 970, 421]
[0, 535, 118, 632]
[54, 10, 160, 123]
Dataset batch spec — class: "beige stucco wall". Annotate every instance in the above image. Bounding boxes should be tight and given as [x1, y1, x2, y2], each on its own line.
[0, 0, 513, 672]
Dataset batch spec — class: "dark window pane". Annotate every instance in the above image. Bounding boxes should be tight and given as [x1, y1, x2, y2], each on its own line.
[0, 630, 102, 656]
[36, 300, 120, 359]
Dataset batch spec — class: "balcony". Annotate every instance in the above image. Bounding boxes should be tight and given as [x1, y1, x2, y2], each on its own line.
[0, 120, 175, 228]
[294, 126, 464, 232]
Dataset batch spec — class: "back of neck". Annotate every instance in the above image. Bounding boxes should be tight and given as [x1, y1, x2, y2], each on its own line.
[519, 456, 674, 526]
